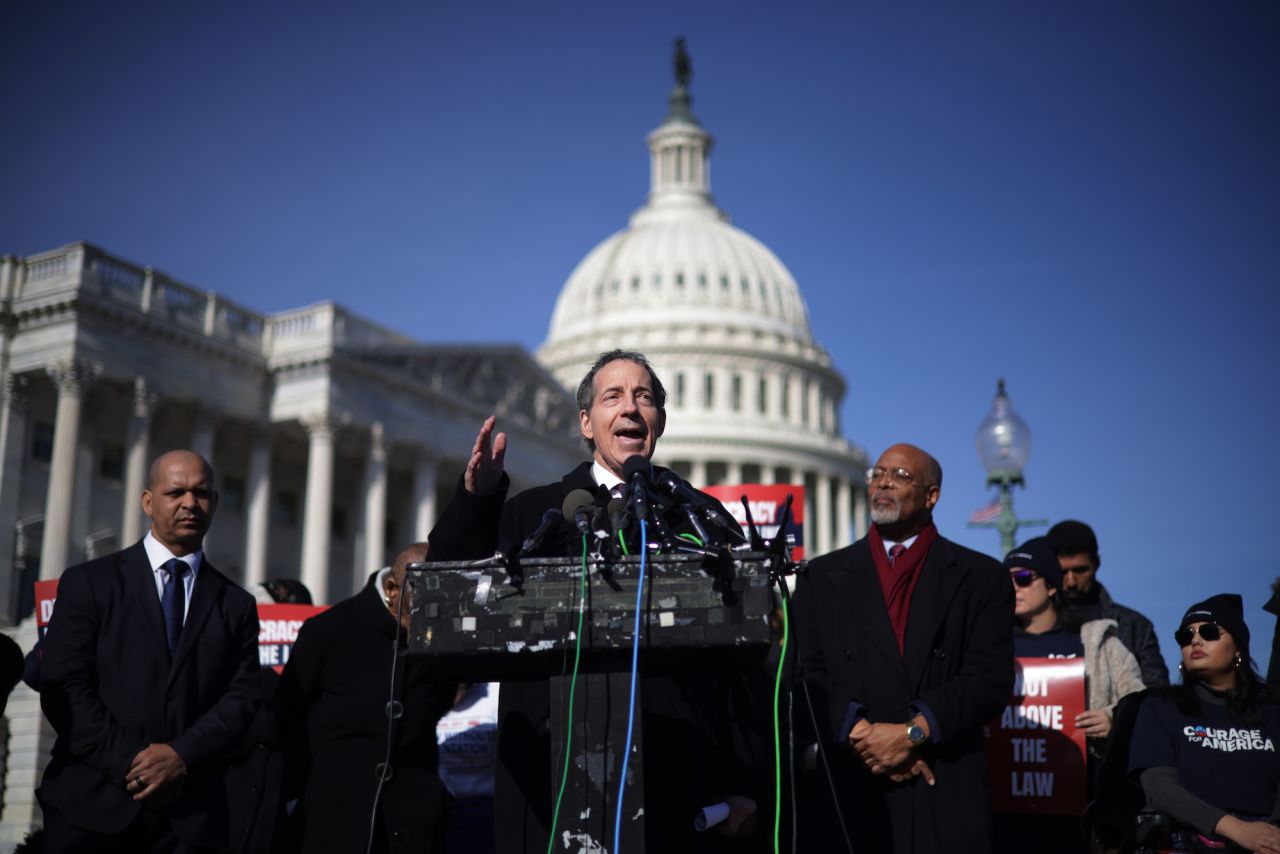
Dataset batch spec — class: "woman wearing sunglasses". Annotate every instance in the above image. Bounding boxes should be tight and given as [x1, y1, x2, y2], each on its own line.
[995, 538, 1146, 854]
[1006, 537, 1146, 741]
[1128, 594, 1280, 853]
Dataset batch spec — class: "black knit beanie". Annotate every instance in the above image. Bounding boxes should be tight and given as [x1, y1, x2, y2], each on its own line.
[1179, 593, 1250, 662]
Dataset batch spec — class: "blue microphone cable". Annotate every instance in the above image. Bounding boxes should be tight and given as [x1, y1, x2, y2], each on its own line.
[613, 517, 647, 853]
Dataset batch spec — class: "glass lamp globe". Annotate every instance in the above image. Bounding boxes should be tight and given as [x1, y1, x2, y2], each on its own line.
[976, 379, 1031, 483]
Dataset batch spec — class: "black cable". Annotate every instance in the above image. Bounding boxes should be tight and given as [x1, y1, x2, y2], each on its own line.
[775, 578, 855, 854]
[366, 576, 408, 854]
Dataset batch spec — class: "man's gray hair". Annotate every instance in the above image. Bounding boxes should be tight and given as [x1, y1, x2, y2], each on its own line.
[575, 350, 667, 413]
[575, 350, 667, 452]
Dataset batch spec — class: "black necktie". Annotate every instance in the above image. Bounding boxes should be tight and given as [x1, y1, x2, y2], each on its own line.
[161, 558, 189, 654]
[888, 544, 906, 567]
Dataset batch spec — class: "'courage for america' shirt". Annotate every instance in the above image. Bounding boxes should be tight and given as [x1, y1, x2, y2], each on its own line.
[1129, 692, 1280, 819]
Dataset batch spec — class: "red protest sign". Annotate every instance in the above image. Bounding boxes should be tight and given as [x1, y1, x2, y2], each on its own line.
[257, 603, 326, 673]
[700, 484, 806, 559]
[984, 657, 1088, 815]
[35, 580, 59, 639]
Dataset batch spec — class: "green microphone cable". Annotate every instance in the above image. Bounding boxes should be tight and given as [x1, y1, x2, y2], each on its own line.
[772, 590, 790, 854]
[546, 534, 590, 854]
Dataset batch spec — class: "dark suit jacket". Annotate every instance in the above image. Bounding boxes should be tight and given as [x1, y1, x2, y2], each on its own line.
[429, 461, 771, 853]
[38, 541, 260, 846]
[794, 533, 1014, 854]
[276, 573, 457, 854]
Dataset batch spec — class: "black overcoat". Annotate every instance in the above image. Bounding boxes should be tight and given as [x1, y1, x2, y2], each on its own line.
[276, 573, 457, 854]
[793, 533, 1014, 854]
[429, 461, 772, 853]
[37, 542, 261, 847]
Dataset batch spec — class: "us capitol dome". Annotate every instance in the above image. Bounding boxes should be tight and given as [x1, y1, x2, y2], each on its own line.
[538, 44, 870, 554]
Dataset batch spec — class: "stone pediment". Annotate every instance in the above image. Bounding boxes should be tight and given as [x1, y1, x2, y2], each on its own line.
[338, 342, 577, 439]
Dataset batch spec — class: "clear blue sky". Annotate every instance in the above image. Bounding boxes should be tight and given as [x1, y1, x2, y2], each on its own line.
[3, 1, 1277, 678]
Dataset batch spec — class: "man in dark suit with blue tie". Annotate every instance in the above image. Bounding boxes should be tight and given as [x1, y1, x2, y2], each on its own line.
[38, 450, 260, 853]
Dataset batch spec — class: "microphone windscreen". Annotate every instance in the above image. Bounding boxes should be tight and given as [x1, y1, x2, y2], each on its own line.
[607, 496, 627, 516]
[654, 469, 681, 497]
[561, 488, 596, 519]
[622, 455, 652, 483]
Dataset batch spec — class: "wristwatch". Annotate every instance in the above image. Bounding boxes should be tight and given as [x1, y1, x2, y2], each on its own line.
[905, 721, 926, 746]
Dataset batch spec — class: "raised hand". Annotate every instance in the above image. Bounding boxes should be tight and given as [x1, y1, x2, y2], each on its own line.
[464, 415, 507, 495]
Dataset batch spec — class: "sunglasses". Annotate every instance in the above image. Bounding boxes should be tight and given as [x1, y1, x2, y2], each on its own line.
[1174, 622, 1224, 647]
[1010, 570, 1039, 588]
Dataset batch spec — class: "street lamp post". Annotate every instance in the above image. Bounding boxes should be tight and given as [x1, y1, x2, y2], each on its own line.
[969, 379, 1047, 555]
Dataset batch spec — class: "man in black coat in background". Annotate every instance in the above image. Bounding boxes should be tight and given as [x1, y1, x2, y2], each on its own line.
[793, 443, 1013, 854]
[429, 349, 766, 853]
[38, 450, 260, 853]
[276, 542, 457, 854]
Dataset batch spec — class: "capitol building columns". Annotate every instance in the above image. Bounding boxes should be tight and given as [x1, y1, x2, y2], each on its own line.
[120, 376, 156, 546]
[242, 425, 273, 589]
[189, 405, 217, 468]
[299, 414, 337, 603]
[0, 375, 29, 620]
[40, 360, 100, 580]
[411, 449, 438, 542]
[359, 422, 388, 582]
[815, 472, 833, 556]
[836, 477, 854, 547]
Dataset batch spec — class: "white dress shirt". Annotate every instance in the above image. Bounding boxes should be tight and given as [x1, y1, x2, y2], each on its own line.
[142, 529, 201, 622]
[591, 461, 625, 496]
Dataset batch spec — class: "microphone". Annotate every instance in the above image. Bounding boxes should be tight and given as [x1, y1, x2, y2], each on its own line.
[518, 508, 562, 557]
[608, 496, 631, 556]
[622, 455, 653, 521]
[654, 469, 710, 508]
[677, 503, 713, 549]
[561, 489, 596, 535]
[653, 470, 748, 544]
[590, 506, 611, 540]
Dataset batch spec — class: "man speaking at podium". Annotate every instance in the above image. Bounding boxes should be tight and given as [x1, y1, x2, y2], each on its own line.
[429, 349, 764, 853]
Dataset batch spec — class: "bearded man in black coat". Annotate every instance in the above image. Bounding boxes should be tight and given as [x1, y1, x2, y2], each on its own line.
[793, 443, 1014, 854]
[429, 349, 766, 854]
